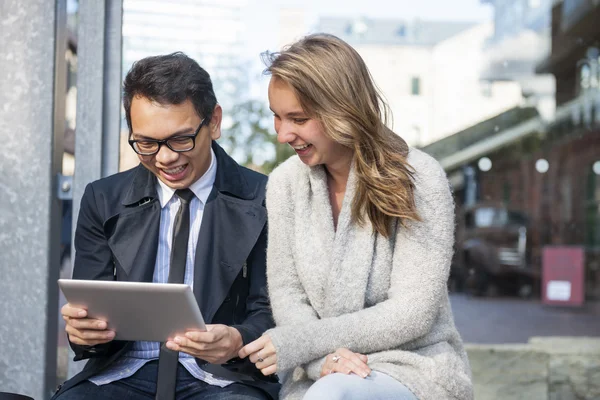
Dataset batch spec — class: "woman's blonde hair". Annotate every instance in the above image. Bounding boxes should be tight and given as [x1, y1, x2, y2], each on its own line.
[264, 33, 420, 237]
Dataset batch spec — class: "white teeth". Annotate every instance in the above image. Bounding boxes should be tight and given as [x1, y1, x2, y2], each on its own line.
[164, 165, 185, 174]
[293, 144, 310, 150]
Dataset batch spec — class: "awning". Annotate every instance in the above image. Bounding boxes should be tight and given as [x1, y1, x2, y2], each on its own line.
[438, 91, 600, 171]
[438, 117, 544, 171]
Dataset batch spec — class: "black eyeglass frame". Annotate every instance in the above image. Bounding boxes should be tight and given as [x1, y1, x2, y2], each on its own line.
[128, 117, 208, 156]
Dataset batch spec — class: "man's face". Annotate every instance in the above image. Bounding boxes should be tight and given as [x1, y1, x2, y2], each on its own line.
[130, 96, 221, 189]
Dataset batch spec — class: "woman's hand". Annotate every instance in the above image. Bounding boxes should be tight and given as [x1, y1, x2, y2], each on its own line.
[238, 334, 277, 376]
[320, 348, 371, 378]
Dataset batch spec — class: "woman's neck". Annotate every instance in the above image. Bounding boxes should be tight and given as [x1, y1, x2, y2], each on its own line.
[325, 162, 350, 191]
[325, 161, 350, 230]
[324, 151, 353, 190]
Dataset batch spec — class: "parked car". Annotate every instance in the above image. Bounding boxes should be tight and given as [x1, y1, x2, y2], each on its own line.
[449, 202, 540, 297]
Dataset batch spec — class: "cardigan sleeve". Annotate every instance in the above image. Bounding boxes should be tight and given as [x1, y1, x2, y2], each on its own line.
[265, 164, 320, 328]
[268, 160, 456, 371]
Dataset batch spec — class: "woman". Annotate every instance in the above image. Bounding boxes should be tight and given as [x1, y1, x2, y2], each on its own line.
[239, 33, 473, 400]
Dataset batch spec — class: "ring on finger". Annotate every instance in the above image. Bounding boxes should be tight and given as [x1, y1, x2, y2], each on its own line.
[332, 355, 341, 363]
[257, 351, 264, 363]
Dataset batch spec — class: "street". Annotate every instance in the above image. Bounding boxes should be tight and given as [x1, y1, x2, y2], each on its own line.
[450, 293, 600, 344]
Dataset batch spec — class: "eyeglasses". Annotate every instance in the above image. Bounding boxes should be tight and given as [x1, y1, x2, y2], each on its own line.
[128, 117, 208, 156]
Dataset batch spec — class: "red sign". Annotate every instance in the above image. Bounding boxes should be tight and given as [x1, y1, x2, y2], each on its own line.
[542, 246, 585, 306]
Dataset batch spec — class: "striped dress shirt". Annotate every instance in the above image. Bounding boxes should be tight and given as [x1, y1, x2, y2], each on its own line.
[89, 149, 233, 387]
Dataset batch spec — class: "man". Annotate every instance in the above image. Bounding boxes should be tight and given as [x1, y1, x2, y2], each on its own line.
[53, 52, 278, 399]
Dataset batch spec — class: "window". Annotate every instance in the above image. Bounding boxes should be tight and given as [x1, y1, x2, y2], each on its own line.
[585, 162, 600, 247]
[472, 207, 527, 228]
[346, 19, 368, 37]
[396, 24, 406, 37]
[580, 62, 592, 91]
[411, 76, 421, 95]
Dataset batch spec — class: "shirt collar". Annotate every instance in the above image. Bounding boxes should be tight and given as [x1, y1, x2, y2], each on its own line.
[156, 148, 217, 208]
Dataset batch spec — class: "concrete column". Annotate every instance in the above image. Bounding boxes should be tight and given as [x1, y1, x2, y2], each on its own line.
[0, 0, 67, 398]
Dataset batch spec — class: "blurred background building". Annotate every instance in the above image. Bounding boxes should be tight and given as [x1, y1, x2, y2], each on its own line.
[480, 0, 556, 120]
[422, 0, 600, 299]
[119, 0, 250, 170]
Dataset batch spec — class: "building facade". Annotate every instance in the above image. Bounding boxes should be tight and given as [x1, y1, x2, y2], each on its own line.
[315, 17, 523, 146]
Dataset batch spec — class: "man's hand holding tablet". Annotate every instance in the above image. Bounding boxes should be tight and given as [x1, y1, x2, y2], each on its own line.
[61, 303, 115, 346]
[166, 324, 244, 364]
[58, 280, 207, 344]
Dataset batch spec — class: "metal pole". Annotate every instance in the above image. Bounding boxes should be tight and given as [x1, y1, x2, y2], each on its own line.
[103, 0, 124, 177]
[68, 0, 123, 378]
[0, 0, 66, 398]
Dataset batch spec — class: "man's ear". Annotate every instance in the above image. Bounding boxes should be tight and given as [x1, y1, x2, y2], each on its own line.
[209, 104, 222, 141]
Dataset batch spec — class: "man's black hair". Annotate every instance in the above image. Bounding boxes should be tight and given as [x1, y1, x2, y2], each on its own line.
[123, 52, 217, 132]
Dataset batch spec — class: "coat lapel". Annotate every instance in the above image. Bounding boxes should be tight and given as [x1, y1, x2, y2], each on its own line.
[192, 143, 267, 323]
[104, 165, 161, 283]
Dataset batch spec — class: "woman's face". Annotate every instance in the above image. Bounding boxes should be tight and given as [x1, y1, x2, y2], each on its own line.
[268, 77, 352, 169]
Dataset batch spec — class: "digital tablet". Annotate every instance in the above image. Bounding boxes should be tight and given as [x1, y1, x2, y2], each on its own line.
[58, 279, 206, 342]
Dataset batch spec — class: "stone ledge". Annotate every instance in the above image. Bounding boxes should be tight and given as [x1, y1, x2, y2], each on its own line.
[528, 336, 600, 355]
[466, 337, 600, 400]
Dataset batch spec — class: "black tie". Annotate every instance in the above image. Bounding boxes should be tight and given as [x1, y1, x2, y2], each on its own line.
[156, 189, 195, 400]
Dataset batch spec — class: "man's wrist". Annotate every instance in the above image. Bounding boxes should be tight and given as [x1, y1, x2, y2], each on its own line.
[228, 326, 244, 356]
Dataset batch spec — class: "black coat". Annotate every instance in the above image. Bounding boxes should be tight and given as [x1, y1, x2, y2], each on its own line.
[54, 142, 279, 399]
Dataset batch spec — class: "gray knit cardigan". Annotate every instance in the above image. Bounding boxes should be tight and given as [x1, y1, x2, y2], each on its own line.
[264, 148, 473, 400]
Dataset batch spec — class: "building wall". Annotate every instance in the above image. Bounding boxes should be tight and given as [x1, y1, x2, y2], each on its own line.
[476, 128, 600, 297]
[357, 45, 433, 145]
[278, 8, 307, 50]
[431, 23, 523, 144]
[353, 23, 523, 147]
[479, 133, 598, 244]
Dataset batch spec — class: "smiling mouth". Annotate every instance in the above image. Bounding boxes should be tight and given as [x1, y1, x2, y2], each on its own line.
[292, 144, 311, 151]
[162, 165, 187, 175]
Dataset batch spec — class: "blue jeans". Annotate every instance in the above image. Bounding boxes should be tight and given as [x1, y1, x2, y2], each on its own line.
[53, 361, 268, 400]
[303, 371, 418, 400]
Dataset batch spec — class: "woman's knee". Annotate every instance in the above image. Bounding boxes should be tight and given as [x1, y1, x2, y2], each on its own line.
[303, 373, 359, 400]
[303, 371, 418, 400]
